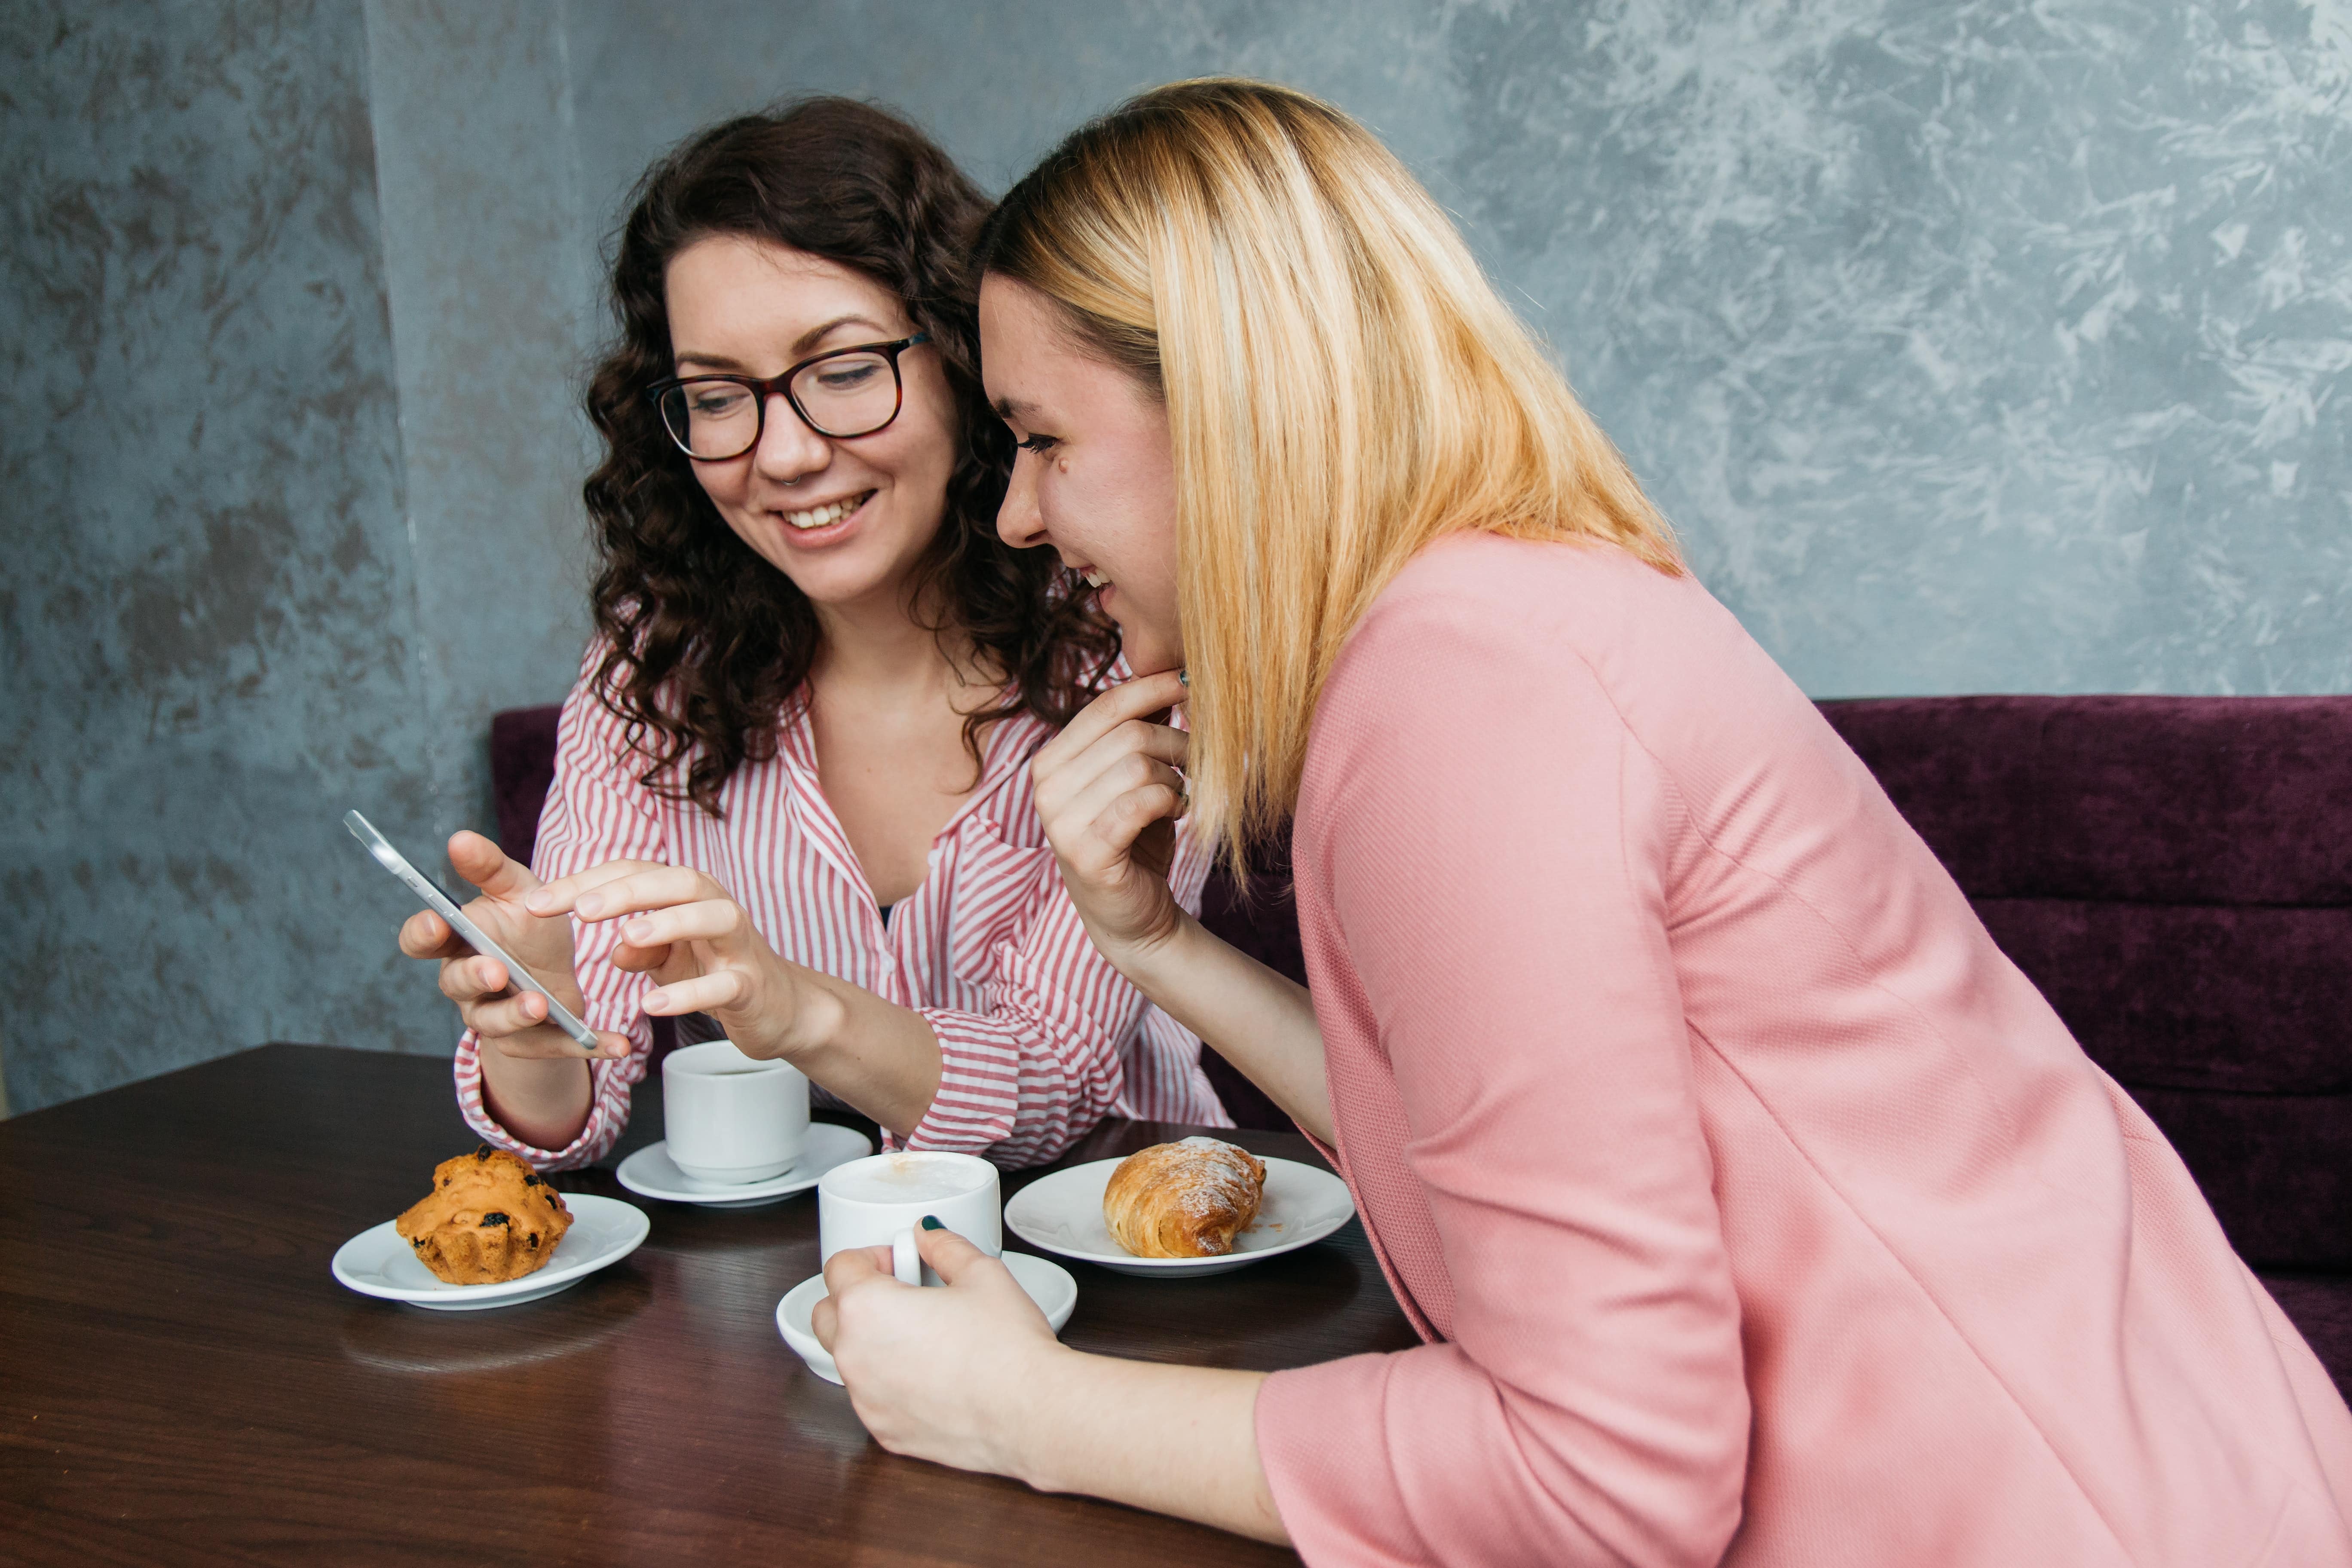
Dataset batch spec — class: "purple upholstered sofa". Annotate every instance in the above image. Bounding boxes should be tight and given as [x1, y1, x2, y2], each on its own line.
[490, 694, 2352, 1393]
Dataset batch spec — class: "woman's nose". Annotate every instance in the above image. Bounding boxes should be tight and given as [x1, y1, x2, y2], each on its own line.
[996, 459, 1045, 549]
[752, 392, 831, 484]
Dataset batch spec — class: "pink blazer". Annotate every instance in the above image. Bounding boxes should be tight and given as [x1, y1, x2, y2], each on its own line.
[1254, 533, 2352, 1566]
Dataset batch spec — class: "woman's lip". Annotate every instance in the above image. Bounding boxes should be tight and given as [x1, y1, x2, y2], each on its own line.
[771, 490, 873, 546]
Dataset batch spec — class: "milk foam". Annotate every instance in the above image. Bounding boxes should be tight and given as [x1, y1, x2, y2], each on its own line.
[824, 1153, 991, 1205]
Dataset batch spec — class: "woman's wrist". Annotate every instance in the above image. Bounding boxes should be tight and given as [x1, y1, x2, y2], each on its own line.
[1090, 907, 1203, 1004]
[771, 970, 851, 1063]
[999, 1341, 1103, 1493]
[753, 972, 941, 1137]
[476, 1050, 594, 1151]
[986, 1344, 1286, 1541]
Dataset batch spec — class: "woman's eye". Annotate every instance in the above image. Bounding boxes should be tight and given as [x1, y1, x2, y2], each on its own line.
[1016, 432, 1059, 455]
[814, 363, 881, 391]
[690, 388, 749, 416]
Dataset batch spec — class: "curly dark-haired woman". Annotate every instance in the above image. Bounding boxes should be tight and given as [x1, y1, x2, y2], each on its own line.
[396, 100, 1226, 1168]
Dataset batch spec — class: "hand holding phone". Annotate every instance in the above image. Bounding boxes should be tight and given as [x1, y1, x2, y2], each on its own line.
[346, 811, 603, 1058]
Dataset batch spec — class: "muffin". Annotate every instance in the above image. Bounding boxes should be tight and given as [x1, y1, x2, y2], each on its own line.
[395, 1145, 573, 1286]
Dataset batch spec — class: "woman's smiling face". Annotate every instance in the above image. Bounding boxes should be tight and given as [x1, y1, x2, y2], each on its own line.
[665, 234, 959, 614]
[980, 275, 1184, 674]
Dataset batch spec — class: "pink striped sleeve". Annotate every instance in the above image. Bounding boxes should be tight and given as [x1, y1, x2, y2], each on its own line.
[905, 851, 1130, 1166]
[905, 818, 1221, 1165]
[451, 653, 669, 1171]
[1119, 818, 1229, 1125]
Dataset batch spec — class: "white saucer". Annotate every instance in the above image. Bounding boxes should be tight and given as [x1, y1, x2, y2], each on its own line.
[332, 1193, 649, 1310]
[1004, 1155, 1355, 1277]
[615, 1124, 873, 1208]
[774, 1252, 1078, 1385]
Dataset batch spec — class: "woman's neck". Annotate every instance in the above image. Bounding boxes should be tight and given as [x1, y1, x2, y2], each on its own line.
[808, 587, 996, 712]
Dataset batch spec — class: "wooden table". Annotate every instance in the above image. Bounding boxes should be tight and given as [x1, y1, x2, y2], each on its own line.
[0, 1045, 1416, 1565]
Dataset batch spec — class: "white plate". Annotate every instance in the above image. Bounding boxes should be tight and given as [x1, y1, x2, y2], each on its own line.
[332, 1193, 649, 1311]
[1003, 1155, 1354, 1277]
[774, 1252, 1078, 1385]
[615, 1124, 873, 1208]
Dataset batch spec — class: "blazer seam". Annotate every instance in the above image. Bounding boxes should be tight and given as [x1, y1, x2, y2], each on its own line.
[1556, 638, 2038, 1161]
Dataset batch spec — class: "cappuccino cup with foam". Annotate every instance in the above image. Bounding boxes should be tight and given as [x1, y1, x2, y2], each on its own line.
[818, 1150, 1000, 1286]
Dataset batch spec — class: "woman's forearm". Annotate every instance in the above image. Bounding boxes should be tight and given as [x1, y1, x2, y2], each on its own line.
[1118, 913, 1333, 1142]
[1012, 1351, 1287, 1544]
[479, 973, 943, 1149]
[473, 971, 600, 1152]
[477, 1052, 595, 1151]
[779, 971, 945, 1139]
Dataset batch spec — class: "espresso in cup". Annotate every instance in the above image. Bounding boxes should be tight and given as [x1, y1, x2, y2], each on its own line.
[818, 1151, 1000, 1286]
[662, 1040, 809, 1184]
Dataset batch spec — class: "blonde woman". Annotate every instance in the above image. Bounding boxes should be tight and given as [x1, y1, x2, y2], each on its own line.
[810, 82, 2352, 1562]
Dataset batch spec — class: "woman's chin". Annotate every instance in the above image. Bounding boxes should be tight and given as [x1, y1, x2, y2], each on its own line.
[764, 532, 926, 610]
[1118, 630, 1185, 678]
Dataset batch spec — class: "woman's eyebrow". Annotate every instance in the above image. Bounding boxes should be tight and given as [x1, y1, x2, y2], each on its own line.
[991, 394, 1040, 423]
[673, 315, 898, 374]
[793, 312, 892, 353]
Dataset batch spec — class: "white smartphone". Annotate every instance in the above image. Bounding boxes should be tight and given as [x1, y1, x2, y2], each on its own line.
[344, 810, 601, 1057]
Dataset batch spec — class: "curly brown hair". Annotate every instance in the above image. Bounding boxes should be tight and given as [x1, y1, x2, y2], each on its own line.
[582, 99, 1119, 816]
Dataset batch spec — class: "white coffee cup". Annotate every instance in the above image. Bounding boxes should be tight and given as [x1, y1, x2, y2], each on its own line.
[818, 1150, 1000, 1286]
[662, 1040, 808, 1184]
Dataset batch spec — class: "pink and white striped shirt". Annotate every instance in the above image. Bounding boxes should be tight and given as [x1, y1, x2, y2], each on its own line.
[453, 648, 1225, 1170]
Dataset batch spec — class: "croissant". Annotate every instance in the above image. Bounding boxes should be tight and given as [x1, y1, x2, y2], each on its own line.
[395, 1145, 573, 1285]
[1102, 1137, 1267, 1258]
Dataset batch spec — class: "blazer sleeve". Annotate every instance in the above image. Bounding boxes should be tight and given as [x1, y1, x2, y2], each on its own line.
[452, 658, 668, 1171]
[1254, 588, 1751, 1566]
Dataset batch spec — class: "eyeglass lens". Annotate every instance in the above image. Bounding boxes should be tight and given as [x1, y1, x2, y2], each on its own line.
[658, 348, 903, 458]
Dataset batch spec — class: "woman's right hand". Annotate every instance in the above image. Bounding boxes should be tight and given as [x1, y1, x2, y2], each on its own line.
[396, 830, 629, 1063]
[1030, 669, 1192, 968]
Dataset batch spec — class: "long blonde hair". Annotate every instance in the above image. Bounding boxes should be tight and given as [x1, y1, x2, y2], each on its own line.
[981, 79, 1681, 874]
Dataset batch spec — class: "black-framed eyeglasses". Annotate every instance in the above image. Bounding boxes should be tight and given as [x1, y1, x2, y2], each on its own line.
[647, 334, 930, 460]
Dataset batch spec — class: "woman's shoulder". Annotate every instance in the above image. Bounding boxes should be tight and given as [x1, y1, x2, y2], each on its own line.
[1321, 531, 1832, 787]
[1335, 532, 1733, 695]
[554, 636, 638, 739]
[1322, 532, 1865, 853]
[551, 637, 738, 790]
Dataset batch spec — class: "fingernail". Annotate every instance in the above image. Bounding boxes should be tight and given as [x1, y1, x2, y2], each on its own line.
[624, 919, 653, 942]
[577, 894, 603, 917]
[523, 891, 551, 913]
[920, 1215, 943, 1231]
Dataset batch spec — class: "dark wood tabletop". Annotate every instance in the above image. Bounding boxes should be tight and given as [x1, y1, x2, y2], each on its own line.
[0, 1044, 1416, 1565]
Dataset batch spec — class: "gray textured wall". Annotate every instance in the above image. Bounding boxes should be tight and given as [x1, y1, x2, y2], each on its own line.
[5, 0, 2347, 1112]
[363, 0, 598, 840]
[1449, 0, 2352, 697]
[0, 0, 447, 1113]
[567, 0, 2352, 698]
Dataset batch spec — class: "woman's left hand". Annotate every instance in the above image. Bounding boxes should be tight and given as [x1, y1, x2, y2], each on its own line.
[524, 860, 830, 1061]
[1029, 669, 1192, 972]
[813, 1224, 1065, 1478]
